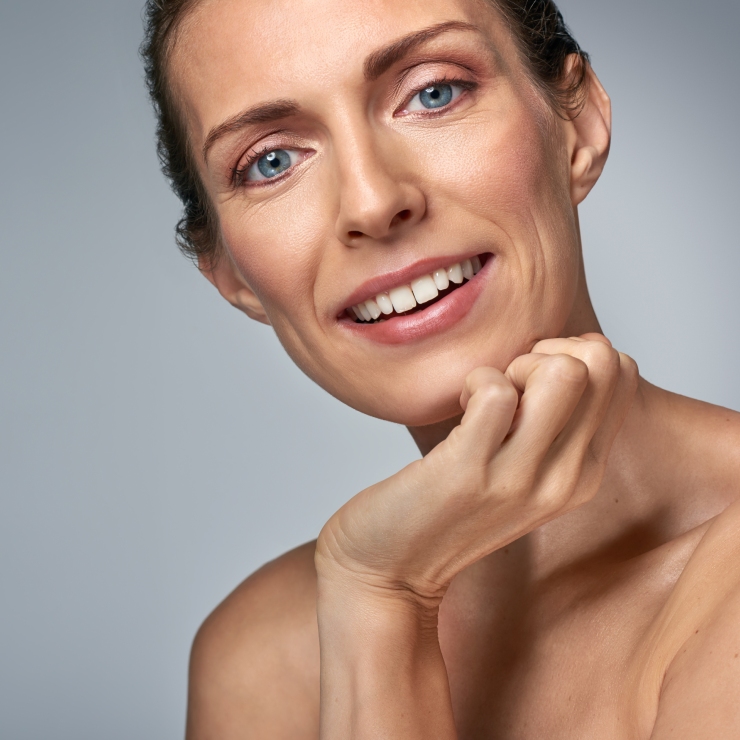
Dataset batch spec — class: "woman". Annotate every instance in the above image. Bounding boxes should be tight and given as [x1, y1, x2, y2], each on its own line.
[142, 0, 740, 737]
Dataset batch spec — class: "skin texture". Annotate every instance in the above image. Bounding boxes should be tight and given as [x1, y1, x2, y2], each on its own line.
[166, 0, 740, 737]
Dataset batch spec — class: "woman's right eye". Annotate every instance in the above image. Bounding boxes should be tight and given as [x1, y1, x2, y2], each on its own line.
[246, 148, 300, 182]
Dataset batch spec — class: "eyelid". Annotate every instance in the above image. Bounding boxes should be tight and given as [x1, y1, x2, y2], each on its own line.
[240, 146, 299, 184]
[388, 59, 478, 113]
[232, 143, 311, 188]
[395, 76, 477, 117]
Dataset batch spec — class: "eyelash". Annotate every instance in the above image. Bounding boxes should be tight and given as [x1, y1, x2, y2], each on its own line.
[397, 75, 477, 116]
[231, 76, 477, 188]
[232, 143, 285, 188]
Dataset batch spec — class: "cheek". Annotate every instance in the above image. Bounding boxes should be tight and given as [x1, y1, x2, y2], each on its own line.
[219, 190, 326, 320]
[416, 101, 578, 312]
[418, 101, 568, 234]
[217, 175, 345, 380]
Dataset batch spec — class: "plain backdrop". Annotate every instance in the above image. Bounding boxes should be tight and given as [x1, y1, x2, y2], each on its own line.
[1, 0, 738, 737]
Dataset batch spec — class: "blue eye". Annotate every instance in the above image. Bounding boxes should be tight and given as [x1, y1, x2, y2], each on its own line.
[407, 82, 464, 112]
[247, 149, 297, 181]
[420, 84, 453, 108]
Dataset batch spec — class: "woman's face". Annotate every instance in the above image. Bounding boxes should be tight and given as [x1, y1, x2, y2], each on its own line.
[171, 0, 597, 425]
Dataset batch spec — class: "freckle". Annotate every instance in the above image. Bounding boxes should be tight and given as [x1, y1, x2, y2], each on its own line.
[734, 654, 738, 658]
[695, 630, 700, 634]
[504, 548, 509, 554]
[614, 499, 619, 504]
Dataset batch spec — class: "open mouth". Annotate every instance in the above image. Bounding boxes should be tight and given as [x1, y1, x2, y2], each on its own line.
[344, 253, 489, 324]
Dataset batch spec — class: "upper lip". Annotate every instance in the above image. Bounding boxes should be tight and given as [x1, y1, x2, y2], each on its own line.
[336, 250, 488, 317]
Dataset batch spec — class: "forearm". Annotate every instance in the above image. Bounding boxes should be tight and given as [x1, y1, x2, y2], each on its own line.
[317, 575, 457, 740]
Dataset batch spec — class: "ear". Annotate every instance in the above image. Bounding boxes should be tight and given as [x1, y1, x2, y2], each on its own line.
[566, 61, 612, 206]
[199, 253, 271, 326]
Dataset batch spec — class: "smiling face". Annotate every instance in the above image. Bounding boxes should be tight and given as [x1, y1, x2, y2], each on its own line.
[169, 0, 609, 425]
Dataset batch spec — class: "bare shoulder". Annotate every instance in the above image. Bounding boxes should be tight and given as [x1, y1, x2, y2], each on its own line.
[186, 541, 320, 740]
[648, 500, 740, 738]
[676, 392, 740, 471]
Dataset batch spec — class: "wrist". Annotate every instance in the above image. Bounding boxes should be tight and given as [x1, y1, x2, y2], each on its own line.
[316, 566, 441, 631]
[316, 571, 451, 739]
[315, 528, 446, 618]
[314, 537, 455, 739]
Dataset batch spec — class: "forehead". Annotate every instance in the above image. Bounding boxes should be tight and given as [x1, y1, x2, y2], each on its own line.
[171, 0, 506, 145]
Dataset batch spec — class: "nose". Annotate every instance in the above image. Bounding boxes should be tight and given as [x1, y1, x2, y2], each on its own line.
[333, 132, 426, 245]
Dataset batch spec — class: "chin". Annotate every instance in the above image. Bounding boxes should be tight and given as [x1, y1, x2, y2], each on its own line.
[330, 341, 529, 427]
[374, 390, 465, 428]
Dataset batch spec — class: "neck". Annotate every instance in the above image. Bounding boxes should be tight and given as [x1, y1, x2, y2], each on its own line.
[412, 375, 712, 590]
[406, 328, 701, 582]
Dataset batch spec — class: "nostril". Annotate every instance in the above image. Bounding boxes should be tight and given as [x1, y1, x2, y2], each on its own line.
[391, 209, 412, 228]
[346, 210, 413, 241]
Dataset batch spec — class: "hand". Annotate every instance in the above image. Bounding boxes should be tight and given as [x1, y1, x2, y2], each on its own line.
[315, 335, 638, 605]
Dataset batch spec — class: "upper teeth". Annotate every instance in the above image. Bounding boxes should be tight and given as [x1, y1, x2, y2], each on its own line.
[351, 256, 482, 322]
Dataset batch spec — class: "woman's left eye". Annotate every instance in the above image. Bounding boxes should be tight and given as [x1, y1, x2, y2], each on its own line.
[406, 82, 465, 112]
[246, 148, 300, 182]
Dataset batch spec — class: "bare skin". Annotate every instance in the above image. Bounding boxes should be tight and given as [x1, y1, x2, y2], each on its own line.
[165, 0, 740, 736]
[186, 388, 740, 739]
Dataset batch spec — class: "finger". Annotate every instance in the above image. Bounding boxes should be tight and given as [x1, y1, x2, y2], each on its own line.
[578, 333, 612, 347]
[532, 333, 611, 353]
[532, 338, 621, 456]
[456, 367, 519, 463]
[535, 351, 638, 513]
[584, 352, 638, 463]
[524, 339, 622, 514]
[501, 352, 589, 462]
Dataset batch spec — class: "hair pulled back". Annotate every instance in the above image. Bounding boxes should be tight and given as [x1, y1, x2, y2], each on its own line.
[141, 0, 590, 267]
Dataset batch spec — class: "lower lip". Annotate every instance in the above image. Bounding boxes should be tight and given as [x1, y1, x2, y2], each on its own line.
[338, 255, 494, 345]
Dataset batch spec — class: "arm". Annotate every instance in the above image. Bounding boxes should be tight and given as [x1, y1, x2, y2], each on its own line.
[315, 337, 638, 739]
[316, 576, 456, 739]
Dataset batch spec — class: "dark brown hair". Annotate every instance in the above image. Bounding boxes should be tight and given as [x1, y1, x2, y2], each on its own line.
[141, 0, 590, 267]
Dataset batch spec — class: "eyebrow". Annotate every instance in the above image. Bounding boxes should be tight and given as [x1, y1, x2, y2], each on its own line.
[363, 20, 480, 81]
[202, 20, 480, 161]
[202, 99, 301, 160]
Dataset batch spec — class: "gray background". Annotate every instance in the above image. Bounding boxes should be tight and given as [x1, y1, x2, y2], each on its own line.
[1, 0, 738, 737]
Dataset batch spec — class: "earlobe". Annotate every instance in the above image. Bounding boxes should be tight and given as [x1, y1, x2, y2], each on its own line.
[231, 287, 272, 325]
[198, 253, 272, 326]
[568, 64, 612, 206]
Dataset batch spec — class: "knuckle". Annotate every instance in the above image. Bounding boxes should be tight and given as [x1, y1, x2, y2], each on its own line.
[582, 339, 617, 366]
[478, 380, 518, 410]
[581, 341, 620, 379]
[545, 353, 589, 386]
[535, 481, 571, 512]
[619, 352, 640, 380]
[535, 467, 594, 513]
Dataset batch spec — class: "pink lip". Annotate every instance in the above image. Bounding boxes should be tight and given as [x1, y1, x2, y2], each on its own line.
[338, 254, 494, 345]
[337, 250, 488, 315]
